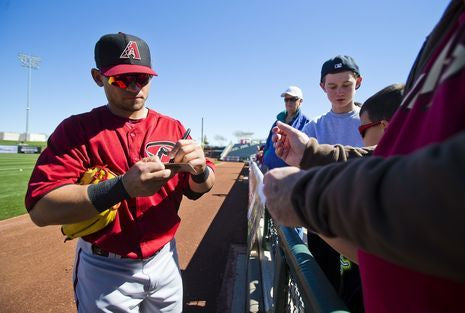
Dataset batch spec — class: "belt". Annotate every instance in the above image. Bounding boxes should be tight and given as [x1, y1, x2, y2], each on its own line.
[91, 244, 163, 259]
[91, 245, 128, 259]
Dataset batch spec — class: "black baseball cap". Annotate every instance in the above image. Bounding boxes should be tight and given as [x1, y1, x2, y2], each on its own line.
[95, 32, 157, 76]
[320, 55, 359, 82]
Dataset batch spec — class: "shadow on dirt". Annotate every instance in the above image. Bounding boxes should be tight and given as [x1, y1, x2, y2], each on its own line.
[181, 164, 249, 313]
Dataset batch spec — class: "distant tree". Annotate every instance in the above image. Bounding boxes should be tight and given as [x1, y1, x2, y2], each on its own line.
[233, 130, 254, 138]
[214, 135, 227, 146]
[214, 135, 226, 142]
[203, 135, 209, 146]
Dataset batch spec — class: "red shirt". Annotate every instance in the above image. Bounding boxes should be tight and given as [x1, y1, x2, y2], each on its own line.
[361, 10, 465, 312]
[26, 106, 215, 259]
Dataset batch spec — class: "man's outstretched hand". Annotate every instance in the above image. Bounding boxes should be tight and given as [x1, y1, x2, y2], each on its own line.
[272, 121, 310, 167]
[263, 166, 307, 227]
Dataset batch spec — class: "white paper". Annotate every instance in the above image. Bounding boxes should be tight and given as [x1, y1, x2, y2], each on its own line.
[258, 181, 267, 205]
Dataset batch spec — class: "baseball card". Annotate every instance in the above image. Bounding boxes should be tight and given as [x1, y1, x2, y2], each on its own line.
[164, 163, 197, 175]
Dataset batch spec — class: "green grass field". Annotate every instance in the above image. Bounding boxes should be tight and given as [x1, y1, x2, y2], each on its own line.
[0, 140, 47, 149]
[0, 154, 39, 220]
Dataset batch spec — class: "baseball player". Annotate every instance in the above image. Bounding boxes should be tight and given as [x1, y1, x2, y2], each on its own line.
[25, 32, 216, 312]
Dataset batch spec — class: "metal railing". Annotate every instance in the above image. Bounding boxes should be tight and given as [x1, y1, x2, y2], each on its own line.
[247, 159, 349, 313]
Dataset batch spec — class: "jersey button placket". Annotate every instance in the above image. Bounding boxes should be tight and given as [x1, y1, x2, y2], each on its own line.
[127, 130, 138, 165]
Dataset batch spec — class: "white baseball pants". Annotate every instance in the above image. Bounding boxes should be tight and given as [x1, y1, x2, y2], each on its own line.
[73, 238, 183, 313]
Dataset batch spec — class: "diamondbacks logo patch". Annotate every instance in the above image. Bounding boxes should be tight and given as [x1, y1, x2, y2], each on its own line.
[145, 141, 175, 162]
[120, 41, 141, 60]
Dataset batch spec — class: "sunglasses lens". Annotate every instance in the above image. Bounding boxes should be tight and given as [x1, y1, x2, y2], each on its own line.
[135, 74, 151, 87]
[358, 125, 367, 138]
[108, 76, 127, 89]
[358, 121, 382, 138]
[108, 74, 152, 89]
[284, 98, 298, 103]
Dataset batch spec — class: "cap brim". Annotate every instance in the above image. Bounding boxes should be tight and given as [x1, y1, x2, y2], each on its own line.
[281, 92, 300, 98]
[100, 64, 158, 76]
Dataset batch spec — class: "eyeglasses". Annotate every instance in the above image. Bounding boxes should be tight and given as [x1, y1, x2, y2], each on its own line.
[284, 97, 299, 103]
[106, 73, 153, 89]
[358, 121, 382, 138]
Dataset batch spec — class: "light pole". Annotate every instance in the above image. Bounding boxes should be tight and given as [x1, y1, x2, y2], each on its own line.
[18, 53, 41, 142]
[201, 117, 204, 147]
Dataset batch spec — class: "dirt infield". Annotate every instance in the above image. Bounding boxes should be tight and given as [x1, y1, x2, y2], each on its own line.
[0, 162, 248, 313]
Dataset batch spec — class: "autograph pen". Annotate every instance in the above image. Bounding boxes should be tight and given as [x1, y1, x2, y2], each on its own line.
[181, 128, 191, 140]
[169, 128, 191, 163]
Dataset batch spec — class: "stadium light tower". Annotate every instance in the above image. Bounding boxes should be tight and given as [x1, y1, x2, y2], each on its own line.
[18, 53, 41, 142]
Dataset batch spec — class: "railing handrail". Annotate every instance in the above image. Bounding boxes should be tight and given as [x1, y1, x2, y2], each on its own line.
[277, 226, 349, 313]
[219, 142, 234, 160]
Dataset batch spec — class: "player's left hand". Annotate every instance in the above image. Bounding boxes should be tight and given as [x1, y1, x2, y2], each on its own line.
[169, 140, 207, 174]
[263, 166, 307, 227]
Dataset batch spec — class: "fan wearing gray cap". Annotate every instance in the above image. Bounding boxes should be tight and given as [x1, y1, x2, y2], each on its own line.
[262, 86, 310, 170]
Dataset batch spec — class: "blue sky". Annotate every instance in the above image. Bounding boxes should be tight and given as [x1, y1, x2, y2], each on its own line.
[0, 0, 449, 146]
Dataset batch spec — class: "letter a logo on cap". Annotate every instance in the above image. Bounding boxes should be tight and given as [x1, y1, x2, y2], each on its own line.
[120, 41, 141, 60]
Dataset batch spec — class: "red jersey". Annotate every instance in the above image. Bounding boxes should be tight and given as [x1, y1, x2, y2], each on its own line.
[26, 106, 215, 259]
[361, 8, 465, 312]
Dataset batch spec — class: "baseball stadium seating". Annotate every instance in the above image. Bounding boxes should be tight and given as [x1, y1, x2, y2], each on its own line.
[220, 143, 261, 162]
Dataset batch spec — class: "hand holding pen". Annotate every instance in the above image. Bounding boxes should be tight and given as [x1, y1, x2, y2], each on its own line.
[169, 128, 191, 163]
[167, 127, 207, 174]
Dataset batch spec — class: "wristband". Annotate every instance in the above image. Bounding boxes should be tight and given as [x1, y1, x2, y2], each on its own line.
[87, 176, 131, 213]
[191, 166, 210, 184]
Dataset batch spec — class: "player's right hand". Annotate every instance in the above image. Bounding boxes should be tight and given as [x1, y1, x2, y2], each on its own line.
[122, 156, 173, 197]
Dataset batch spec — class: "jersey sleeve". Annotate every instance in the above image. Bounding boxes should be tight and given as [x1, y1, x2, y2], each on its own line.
[299, 138, 374, 169]
[25, 116, 90, 211]
[291, 131, 465, 281]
